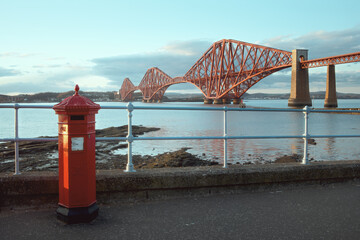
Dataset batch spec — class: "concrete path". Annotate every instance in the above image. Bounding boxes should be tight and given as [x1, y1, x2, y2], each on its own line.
[1, 181, 360, 240]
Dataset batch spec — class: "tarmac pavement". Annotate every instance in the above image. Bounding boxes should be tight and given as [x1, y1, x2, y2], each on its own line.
[1, 181, 360, 240]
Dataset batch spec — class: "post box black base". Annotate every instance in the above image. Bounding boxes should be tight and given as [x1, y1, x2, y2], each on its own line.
[57, 203, 99, 224]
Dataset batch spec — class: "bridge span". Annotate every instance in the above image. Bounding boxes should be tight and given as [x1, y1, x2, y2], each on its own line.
[119, 39, 360, 107]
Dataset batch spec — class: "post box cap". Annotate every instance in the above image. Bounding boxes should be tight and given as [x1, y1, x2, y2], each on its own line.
[53, 85, 101, 114]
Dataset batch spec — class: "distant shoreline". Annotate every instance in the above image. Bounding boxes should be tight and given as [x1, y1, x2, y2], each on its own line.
[1, 90, 360, 103]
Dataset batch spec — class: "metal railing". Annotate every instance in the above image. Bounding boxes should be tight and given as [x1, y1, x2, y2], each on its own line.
[1, 103, 360, 175]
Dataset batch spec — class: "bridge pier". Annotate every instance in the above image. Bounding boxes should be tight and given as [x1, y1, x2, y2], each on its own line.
[233, 98, 246, 107]
[288, 49, 312, 107]
[213, 99, 223, 104]
[232, 99, 241, 104]
[324, 65, 338, 108]
[222, 99, 231, 104]
[204, 98, 242, 105]
[204, 99, 213, 104]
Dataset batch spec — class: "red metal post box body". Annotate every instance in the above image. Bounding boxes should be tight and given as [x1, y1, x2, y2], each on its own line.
[53, 85, 100, 223]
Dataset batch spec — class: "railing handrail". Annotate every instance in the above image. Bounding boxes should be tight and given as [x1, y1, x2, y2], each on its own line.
[2, 103, 360, 113]
[1, 102, 360, 175]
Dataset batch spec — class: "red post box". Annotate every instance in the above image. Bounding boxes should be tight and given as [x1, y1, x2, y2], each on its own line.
[53, 85, 101, 224]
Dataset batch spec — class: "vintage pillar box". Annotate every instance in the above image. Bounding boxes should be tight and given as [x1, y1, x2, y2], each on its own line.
[53, 85, 101, 224]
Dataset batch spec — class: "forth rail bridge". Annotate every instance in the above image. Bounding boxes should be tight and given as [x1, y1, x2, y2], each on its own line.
[119, 39, 360, 108]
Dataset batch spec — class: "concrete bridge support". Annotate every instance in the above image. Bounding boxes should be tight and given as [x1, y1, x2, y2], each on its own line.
[324, 65, 338, 108]
[222, 99, 231, 104]
[288, 49, 312, 107]
[213, 99, 223, 104]
[204, 99, 213, 104]
[233, 99, 241, 104]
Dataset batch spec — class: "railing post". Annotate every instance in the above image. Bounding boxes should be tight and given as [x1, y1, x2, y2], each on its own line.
[14, 103, 20, 175]
[223, 106, 228, 168]
[302, 106, 310, 165]
[124, 102, 136, 172]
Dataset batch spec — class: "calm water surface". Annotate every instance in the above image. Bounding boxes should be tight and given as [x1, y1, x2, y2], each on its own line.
[1, 99, 360, 164]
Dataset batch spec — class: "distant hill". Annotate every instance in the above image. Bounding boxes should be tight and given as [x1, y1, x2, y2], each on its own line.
[0, 90, 359, 103]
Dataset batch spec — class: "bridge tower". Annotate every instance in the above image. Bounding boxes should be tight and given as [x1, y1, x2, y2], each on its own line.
[288, 49, 312, 107]
[324, 65, 338, 108]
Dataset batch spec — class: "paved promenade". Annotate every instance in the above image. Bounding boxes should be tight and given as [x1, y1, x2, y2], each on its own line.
[1, 180, 360, 240]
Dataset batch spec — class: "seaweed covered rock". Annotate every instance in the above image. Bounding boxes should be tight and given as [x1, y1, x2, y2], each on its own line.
[274, 154, 302, 163]
[138, 148, 219, 168]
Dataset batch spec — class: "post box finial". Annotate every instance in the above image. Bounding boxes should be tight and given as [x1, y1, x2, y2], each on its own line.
[74, 85, 80, 95]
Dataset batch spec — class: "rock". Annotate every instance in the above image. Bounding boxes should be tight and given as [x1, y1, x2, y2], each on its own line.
[0, 126, 220, 172]
[0, 125, 159, 172]
[308, 139, 316, 145]
[274, 154, 302, 163]
[138, 148, 219, 169]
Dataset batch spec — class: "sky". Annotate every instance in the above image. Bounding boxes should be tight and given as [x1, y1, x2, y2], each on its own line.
[0, 0, 359, 95]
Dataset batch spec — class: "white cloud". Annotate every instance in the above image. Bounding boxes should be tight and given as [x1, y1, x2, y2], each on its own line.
[91, 40, 212, 86]
[0, 52, 38, 58]
[68, 75, 117, 91]
[160, 40, 211, 56]
[261, 26, 360, 58]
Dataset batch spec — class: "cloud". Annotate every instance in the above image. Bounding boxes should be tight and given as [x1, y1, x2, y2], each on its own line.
[68, 75, 118, 91]
[0, 66, 20, 77]
[0, 68, 111, 94]
[161, 40, 211, 56]
[0, 52, 17, 58]
[2, 27, 359, 95]
[249, 69, 360, 93]
[91, 40, 212, 85]
[0, 52, 38, 58]
[42, 69, 110, 92]
[255, 27, 360, 93]
[92, 28, 360, 93]
[261, 26, 360, 59]
[0, 80, 60, 94]
[32, 64, 64, 69]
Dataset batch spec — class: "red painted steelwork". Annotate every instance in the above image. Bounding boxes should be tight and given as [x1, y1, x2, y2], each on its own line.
[138, 67, 173, 101]
[182, 39, 292, 99]
[301, 52, 360, 68]
[119, 39, 359, 102]
[120, 78, 138, 101]
[120, 39, 293, 101]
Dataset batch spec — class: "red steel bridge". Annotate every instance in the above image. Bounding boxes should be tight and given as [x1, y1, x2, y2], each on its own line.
[119, 39, 360, 103]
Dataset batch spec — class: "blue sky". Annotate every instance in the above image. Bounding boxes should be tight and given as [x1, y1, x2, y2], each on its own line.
[0, 0, 359, 95]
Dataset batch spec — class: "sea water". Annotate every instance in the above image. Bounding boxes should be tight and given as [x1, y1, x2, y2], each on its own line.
[1, 99, 359, 163]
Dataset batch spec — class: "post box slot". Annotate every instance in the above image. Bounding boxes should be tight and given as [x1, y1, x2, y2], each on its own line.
[70, 115, 85, 121]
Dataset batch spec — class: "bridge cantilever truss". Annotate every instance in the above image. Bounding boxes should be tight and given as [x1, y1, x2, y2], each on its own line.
[120, 78, 138, 101]
[120, 39, 293, 101]
[119, 39, 360, 102]
[138, 67, 174, 101]
[183, 39, 292, 99]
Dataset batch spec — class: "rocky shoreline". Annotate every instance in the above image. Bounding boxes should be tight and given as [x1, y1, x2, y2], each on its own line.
[0, 125, 308, 173]
[0, 125, 219, 172]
